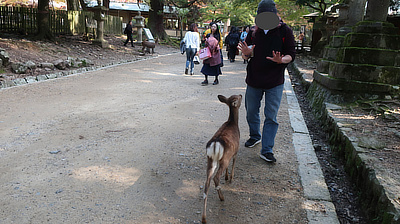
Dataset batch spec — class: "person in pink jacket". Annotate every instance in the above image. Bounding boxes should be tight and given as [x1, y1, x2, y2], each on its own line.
[200, 36, 222, 85]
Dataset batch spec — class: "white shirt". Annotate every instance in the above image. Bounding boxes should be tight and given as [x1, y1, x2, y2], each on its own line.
[183, 31, 200, 50]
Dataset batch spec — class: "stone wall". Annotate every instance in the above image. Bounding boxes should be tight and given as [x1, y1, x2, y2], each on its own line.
[290, 61, 400, 224]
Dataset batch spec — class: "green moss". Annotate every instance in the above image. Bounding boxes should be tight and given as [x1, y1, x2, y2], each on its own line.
[356, 21, 395, 28]
[381, 212, 394, 224]
[342, 47, 399, 53]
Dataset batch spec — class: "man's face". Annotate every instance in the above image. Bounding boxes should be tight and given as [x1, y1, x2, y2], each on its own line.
[255, 12, 279, 30]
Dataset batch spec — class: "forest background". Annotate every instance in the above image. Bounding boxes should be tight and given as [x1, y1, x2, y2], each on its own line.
[3, 0, 398, 40]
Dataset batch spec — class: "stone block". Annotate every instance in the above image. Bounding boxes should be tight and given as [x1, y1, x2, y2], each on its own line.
[53, 59, 67, 70]
[25, 61, 36, 69]
[329, 62, 379, 82]
[40, 63, 55, 69]
[317, 60, 330, 73]
[313, 70, 392, 95]
[329, 36, 345, 48]
[0, 49, 10, 66]
[25, 76, 37, 83]
[337, 47, 399, 66]
[11, 62, 28, 74]
[353, 21, 398, 35]
[344, 33, 400, 50]
[46, 73, 57, 79]
[37, 75, 48, 81]
[380, 67, 400, 85]
[13, 78, 27, 86]
[55, 72, 64, 78]
[322, 47, 339, 61]
[1, 80, 15, 88]
[329, 61, 400, 85]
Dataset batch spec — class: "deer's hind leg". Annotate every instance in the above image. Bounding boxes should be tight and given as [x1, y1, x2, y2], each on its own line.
[202, 157, 217, 224]
[229, 154, 237, 181]
[214, 159, 230, 201]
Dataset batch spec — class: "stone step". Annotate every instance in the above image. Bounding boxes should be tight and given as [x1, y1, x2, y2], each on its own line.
[343, 33, 400, 50]
[337, 47, 400, 66]
[322, 47, 340, 61]
[353, 21, 399, 35]
[329, 61, 400, 84]
[317, 59, 330, 74]
[312, 70, 394, 101]
[329, 36, 345, 48]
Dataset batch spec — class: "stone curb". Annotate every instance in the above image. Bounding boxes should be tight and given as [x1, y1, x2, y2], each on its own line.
[0, 55, 156, 90]
[284, 70, 340, 224]
[288, 61, 400, 223]
[287, 62, 312, 90]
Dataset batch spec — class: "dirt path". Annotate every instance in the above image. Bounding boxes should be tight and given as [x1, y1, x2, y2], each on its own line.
[0, 53, 308, 223]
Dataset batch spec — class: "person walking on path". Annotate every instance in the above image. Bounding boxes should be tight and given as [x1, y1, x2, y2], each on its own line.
[182, 23, 200, 75]
[240, 26, 250, 64]
[200, 36, 222, 85]
[298, 32, 305, 51]
[124, 20, 135, 47]
[240, 26, 249, 42]
[225, 26, 241, 63]
[238, 0, 296, 163]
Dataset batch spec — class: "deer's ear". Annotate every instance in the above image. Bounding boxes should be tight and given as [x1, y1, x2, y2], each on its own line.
[218, 95, 227, 103]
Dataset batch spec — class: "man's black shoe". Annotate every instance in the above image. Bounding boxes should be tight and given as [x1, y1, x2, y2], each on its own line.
[260, 153, 276, 163]
[245, 138, 261, 148]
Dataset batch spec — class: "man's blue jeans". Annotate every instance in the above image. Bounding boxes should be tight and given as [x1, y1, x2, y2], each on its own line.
[185, 47, 197, 73]
[245, 84, 284, 155]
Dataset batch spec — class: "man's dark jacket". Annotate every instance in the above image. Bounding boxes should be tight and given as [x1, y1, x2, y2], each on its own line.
[245, 22, 296, 89]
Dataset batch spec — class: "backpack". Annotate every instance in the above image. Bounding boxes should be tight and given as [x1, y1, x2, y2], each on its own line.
[228, 33, 239, 46]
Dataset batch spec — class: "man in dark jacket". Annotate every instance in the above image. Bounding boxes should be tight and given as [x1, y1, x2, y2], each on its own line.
[124, 20, 135, 47]
[238, 0, 295, 163]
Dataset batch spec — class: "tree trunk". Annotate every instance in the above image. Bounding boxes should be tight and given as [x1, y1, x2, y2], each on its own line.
[36, 0, 54, 40]
[148, 0, 167, 40]
[348, 0, 367, 26]
[365, 0, 390, 21]
[79, 0, 88, 10]
[104, 0, 110, 8]
[67, 0, 79, 11]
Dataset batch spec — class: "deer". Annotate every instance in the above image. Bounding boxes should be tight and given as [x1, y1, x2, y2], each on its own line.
[141, 40, 155, 54]
[202, 94, 242, 224]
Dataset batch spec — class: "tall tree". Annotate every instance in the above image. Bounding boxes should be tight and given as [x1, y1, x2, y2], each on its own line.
[79, 0, 89, 10]
[148, 0, 205, 40]
[67, 0, 80, 10]
[294, 0, 339, 15]
[36, 0, 53, 40]
[275, 0, 310, 28]
[365, 0, 391, 21]
[148, 0, 168, 39]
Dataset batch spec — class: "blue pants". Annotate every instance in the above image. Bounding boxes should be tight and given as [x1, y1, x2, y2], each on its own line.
[245, 84, 284, 155]
[185, 47, 197, 73]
